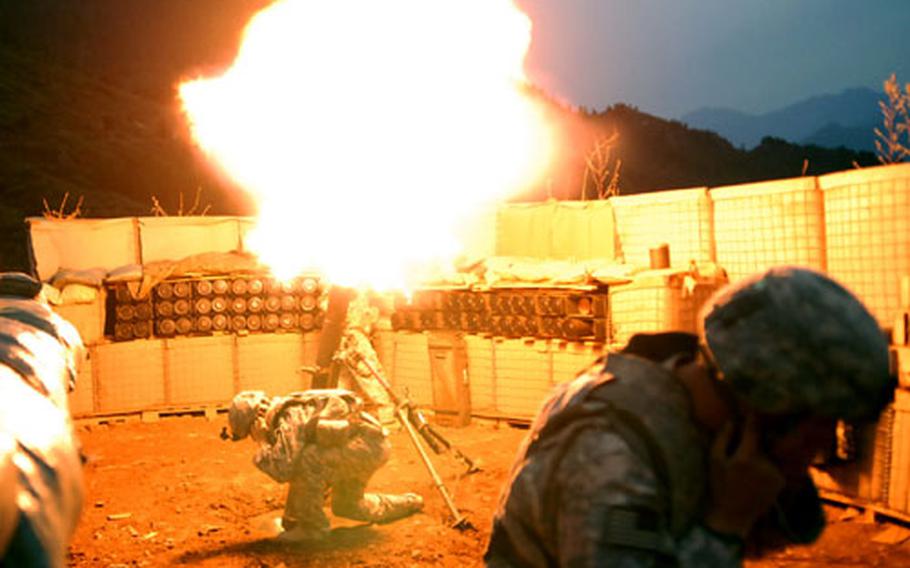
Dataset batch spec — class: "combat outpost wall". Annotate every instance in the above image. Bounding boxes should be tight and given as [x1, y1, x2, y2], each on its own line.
[30, 162, 910, 519]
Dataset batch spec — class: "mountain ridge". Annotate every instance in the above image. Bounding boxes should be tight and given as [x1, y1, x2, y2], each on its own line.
[681, 87, 883, 151]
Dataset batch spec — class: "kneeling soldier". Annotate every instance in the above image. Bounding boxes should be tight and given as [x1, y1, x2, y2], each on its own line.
[227, 388, 423, 542]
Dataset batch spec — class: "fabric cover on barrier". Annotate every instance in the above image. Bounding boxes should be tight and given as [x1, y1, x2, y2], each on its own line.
[494, 201, 616, 261]
[586, 200, 618, 261]
[29, 218, 139, 282]
[550, 201, 592, 260]
[495, 202, 555, 258]
[138, 217, 243, 263]
[132, 251, 266, 299]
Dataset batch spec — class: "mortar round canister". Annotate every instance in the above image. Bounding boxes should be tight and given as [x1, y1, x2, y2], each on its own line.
[649, 243, 671, 269]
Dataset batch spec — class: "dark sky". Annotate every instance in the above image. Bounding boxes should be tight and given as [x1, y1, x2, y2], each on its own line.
[514, 0, 910, 118]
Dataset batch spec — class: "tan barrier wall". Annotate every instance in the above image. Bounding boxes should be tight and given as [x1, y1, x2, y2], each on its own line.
[69, 355, 95, 418]
[488, 338, 551, 419]
[609, 269, 725, 346]
[54, 296, 106, 346]
[811, 406, 892, 506]
[550, 201, 617, 260]
[464, 335, 496, 415]
[236, 333, 315, 394]
[72, 332, 317, 417]
[237, 218, 258, 254]
[820, 163, 910, 328]
[139, 217, 244, 263]
[888, 389, 910, 514]
[375, 331, 434, 407]
[495, 201, 616, 261]
[710, 177, 825, 283]
[610, 187, 713, 268]
[29, 218, 140, 282]
[495, 202, 554, 258]
[384, 331, 602, 420]
[91, 340, 168, 414]
[52, 163, 910, 426]
[164, 336, 235, 406]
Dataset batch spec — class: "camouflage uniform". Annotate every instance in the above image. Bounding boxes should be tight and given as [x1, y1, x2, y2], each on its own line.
[336, 293, 395, 424]
[233, 389, 421, 538]
[487, 267, 892, 567]
[0, 274, 85, 567]
[486, 353, 741, 567]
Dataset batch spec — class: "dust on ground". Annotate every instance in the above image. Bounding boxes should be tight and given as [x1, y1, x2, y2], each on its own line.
[68, 415, 910, 567]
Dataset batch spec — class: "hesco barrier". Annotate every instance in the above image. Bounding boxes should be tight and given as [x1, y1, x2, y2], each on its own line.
[55, 297, 106, 346]
[376, 330, 603, 421]
[810, 350, 910, 523]
[30, 217, 140, 282]
[69, 332, 319, 419]
[42, 163, 910, 523]
[610, 187, 713, 269]
[888, 390, 910, 514]
[68, 351, 94, 417]
[820, 163, 910, 328]
[375, 331, 434, 408]
[710, 176, 826, 283]
[608, 269, 724, 346]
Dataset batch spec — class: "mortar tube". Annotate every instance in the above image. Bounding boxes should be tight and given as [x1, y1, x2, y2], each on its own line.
[311, 285, 356, 388]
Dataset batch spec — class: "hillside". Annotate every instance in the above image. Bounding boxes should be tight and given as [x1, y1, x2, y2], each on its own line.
[681, 87, 883, 151]
[525, 98, 877, 201]
[0, 43, 252, 270]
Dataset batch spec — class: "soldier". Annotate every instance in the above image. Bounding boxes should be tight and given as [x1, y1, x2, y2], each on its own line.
[485, 266, 894, 566]
[227, 388, 424, 542]
[335, 291, 396, 424]
[0, 273, 85, 567]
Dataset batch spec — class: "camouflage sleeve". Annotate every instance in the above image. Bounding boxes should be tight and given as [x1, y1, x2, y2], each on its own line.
[676, 524, 743, 567]
[253, 407, 309, 483]
[553, 428, 740, 567]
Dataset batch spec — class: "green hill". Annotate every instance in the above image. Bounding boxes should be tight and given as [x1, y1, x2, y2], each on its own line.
[525, 98, 877, 201]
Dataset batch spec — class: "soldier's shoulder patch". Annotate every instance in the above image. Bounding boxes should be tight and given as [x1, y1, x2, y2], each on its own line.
[600, 505, 673, 556]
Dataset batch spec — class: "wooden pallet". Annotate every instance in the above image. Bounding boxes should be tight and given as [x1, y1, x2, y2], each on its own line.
[820, 490, 910, 526]
[74, 404, 227, 425]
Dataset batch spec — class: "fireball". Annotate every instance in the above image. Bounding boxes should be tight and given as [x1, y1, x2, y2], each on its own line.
[179, 0, 552, 289]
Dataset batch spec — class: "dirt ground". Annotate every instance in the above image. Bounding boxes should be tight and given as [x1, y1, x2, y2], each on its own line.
[68, 414, 910, 567]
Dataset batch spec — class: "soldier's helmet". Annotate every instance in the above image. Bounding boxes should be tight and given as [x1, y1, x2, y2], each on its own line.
[699, 266, 893, 421]
[228, 390, 269, 440]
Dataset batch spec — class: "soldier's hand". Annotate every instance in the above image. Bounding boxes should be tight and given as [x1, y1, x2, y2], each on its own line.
[704, 413, 785, 540]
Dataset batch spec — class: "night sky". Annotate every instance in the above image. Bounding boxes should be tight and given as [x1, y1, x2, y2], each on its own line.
[514, 0, 910, 118]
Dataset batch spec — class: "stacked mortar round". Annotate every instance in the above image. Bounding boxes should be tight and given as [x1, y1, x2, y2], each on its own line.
[107, 275, 325, 341]
[391, 288, 609, 342]
[111, 285, 154, 341]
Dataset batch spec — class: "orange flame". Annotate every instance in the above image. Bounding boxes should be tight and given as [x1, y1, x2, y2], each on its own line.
[179, 0, 552, 289]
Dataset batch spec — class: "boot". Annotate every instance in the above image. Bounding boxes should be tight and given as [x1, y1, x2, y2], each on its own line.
[276, 525, 329, 543]
[370, 492, 424, 524]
